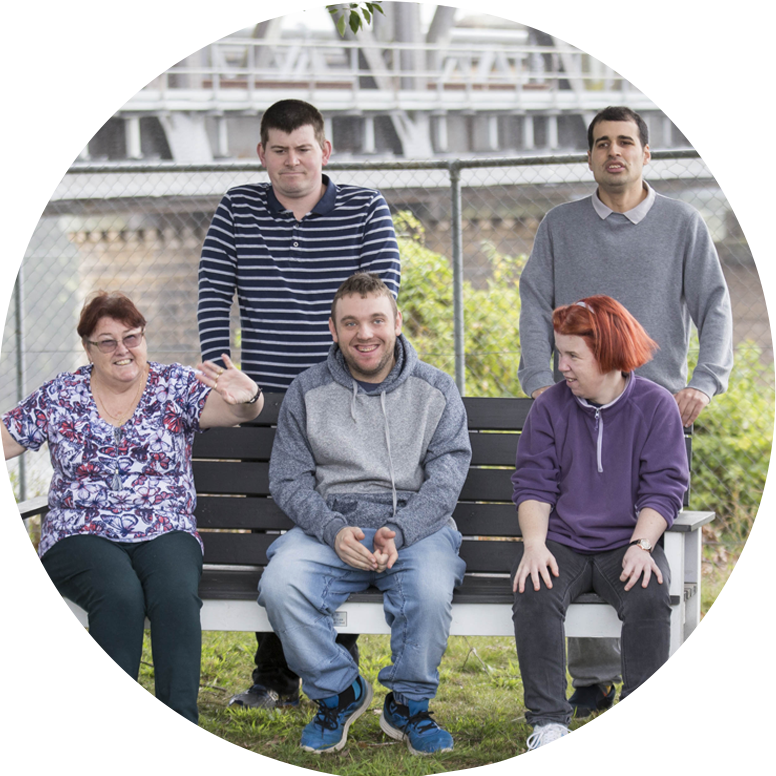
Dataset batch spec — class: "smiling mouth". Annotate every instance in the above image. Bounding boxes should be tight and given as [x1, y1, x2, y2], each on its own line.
[114, 359, 133, 366]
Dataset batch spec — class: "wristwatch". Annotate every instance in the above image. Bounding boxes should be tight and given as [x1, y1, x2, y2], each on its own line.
[629, 538, 653, 552]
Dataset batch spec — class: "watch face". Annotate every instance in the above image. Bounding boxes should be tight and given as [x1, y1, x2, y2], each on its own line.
[638, 539, 652, 551]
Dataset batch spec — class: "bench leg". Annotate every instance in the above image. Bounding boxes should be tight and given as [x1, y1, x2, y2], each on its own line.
[48, 628, 73, 701]
[682, 531, 703, 721]
[0, 618, 22, 730]
[663, 602, 684, 752]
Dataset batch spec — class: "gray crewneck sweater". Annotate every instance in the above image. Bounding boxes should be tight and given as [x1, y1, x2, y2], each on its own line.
[518, 190, 734, 399]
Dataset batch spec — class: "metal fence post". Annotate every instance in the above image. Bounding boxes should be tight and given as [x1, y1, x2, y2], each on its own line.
[14, 268, 26, 501]
[11, 170, 30, 568]
[449, 161, 465, 395]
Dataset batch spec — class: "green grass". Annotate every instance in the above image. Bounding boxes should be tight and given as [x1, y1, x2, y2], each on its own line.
[0, 557, 776, 776]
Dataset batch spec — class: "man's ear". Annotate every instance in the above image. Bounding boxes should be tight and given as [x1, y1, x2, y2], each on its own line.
[328, 317, 338, 343]
[321, 139, 333, 166]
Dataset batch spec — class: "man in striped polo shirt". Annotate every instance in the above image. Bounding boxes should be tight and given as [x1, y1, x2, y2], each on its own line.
[198, 99, 401, 710]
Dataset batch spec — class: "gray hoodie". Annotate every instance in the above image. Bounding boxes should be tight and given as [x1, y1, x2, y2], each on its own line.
[269, 334, 472, 551]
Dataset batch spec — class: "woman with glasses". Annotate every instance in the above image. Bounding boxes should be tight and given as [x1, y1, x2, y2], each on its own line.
[1, 291, 263, 724]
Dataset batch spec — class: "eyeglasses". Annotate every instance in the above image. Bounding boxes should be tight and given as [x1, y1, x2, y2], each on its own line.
[86, 331, 145, 354]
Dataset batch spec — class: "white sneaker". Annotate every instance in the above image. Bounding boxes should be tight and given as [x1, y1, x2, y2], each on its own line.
[526, 722, 569, 768]
[622, 711, 671, 765]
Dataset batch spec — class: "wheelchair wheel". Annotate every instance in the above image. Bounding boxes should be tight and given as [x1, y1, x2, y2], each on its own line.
[701, 717, 741, 760]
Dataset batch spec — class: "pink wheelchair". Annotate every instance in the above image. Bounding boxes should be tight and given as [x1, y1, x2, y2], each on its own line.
[701, 501, 776, 760]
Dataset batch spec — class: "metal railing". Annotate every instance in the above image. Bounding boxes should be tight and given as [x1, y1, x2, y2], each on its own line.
[124, 37, 647, 114]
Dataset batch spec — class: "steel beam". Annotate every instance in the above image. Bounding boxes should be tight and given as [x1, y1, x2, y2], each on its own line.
[426, 0, 459, 43]
[522, 0, 584, 92]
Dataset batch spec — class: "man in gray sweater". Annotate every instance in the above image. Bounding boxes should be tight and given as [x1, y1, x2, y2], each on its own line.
[518, 105, 733, 715]
[259, 273, 470, 755]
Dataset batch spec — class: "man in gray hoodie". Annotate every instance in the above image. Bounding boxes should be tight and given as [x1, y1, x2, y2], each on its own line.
[259, 273, 470, 756]
[517, 105, 733, 716]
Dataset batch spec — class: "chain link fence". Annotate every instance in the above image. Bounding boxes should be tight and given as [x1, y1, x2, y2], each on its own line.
[3, 152, 770, 544]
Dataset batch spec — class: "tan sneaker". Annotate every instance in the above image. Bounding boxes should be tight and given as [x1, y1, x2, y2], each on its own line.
[97, 725, 140, 768]
[151, 728, 194, 768]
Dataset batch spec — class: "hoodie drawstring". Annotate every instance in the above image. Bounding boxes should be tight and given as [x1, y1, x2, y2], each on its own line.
[350, 380, 358, 421]
[380, 392, 398, 516]
[349, 383, 398, 517]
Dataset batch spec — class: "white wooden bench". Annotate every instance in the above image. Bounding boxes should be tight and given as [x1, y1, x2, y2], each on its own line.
[19, 393, 714, 655]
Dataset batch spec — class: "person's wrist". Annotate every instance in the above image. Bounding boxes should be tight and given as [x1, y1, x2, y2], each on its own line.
[243, 384, 262, 404]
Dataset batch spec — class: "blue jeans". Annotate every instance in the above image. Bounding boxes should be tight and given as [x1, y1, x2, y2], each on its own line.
[511, 539, 671, 727]
[258, 526, 466, 701]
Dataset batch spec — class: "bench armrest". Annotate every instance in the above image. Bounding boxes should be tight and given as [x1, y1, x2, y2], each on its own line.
[0, 496, 48, 585]
[668, 510, 715, 532]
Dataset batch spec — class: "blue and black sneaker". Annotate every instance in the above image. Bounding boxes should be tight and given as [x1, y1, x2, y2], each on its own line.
[379, 692, 454, 755]
[300, 675, 373, 753]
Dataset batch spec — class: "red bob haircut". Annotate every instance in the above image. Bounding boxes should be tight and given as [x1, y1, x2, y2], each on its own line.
[553, 295, 657, 373]
[77, 291, 147, 340]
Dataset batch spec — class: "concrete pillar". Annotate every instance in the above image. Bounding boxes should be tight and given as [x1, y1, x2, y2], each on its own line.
[56, 116, 73, 160]
[75, 116, 89, 159]
[690, 113, 703, 148]
[19, 116, 35, 162]
[488, 115, 499, 151]
[217, 115, 229, 158]
[125, 116, 142, 159]
[363, 115, 375, 154]
[435, 114, 448, 153]
[730, 113, 742, 147]
[523, 114, 535, 151]
[548, 114, 559, 150]
[663, 116, 673, 147]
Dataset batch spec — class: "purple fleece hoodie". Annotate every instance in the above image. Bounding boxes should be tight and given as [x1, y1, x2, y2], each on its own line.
[511, 373, 689, 553]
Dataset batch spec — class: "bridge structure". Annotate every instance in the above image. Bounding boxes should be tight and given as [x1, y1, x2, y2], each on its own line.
[78, 4, 679, 164]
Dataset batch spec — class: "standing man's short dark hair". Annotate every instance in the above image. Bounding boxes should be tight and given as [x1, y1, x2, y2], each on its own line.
[260, 99, 326, 149]
[518, 104, 733, 718]
[586, 105, 649, 150]
[198, 99, 401, 711]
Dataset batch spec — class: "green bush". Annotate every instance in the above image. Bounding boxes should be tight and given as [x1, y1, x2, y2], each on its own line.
[397, 212, 527, 398]
[690, 341, 774, 540]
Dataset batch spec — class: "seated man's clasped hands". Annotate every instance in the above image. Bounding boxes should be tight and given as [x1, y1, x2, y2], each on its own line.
[511, 295, 690, 750]
[258, 273, 471, 755]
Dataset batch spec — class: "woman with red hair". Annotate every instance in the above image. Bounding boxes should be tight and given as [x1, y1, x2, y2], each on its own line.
[511, 295, 689, 749]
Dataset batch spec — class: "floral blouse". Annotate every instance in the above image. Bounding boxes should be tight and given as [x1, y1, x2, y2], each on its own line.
[3, 362, 211, 557]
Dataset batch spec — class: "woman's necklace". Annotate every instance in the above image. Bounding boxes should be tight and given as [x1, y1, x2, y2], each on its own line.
[91, 364, 148, 427]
